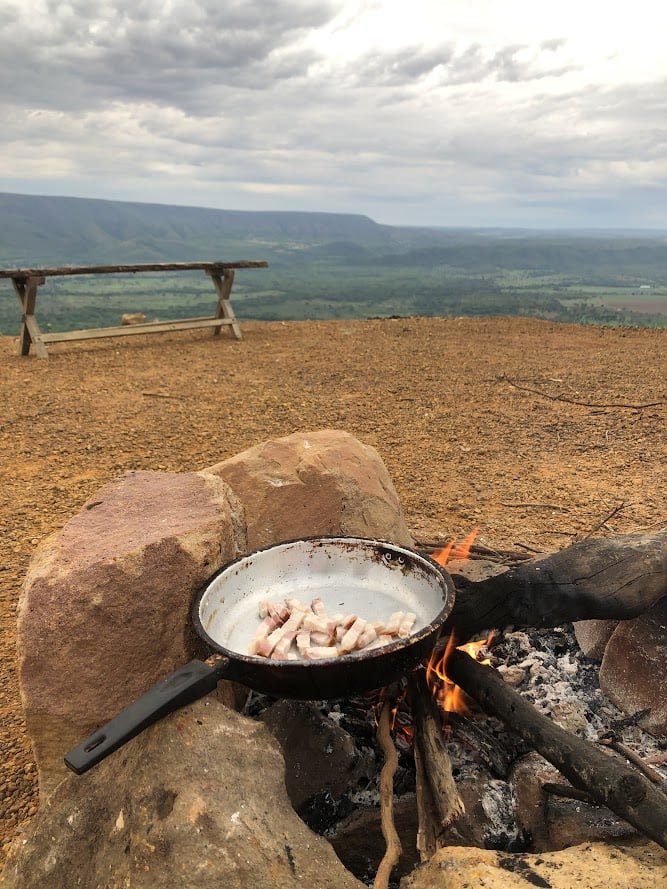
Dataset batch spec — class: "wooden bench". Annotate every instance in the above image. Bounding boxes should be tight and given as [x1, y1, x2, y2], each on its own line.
[0, 261, 268, 358]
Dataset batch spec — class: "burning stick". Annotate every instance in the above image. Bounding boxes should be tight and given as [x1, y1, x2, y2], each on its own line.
[373, 697, 402, 889]
[409, 670, 465, 861]
[445, 530, 667, 640]
[446, 648, 667, 850]
[542, 783, 596, 804]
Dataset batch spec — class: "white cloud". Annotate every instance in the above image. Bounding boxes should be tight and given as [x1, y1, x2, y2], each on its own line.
[0, 0, 666, 226]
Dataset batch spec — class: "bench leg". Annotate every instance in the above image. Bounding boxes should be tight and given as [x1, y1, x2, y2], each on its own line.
[209, 270, 242, 340]
[12, 276, 49, 358]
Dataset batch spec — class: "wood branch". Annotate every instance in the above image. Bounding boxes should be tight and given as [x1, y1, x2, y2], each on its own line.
[413, 729, 440, 861]
[409, 671, 464, 861]
[598, 736, 667, 786]
[499, 373, 667, 410]
[0, 261, 268, 278]
[446, 649, 667, 849]
[373, 700, 402, 889]
[446, 530, 667, 639]
[575, 502, 630, 541]
[542, 783, 596, 804]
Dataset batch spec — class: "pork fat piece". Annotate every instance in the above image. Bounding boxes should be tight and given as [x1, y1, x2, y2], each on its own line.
[248, 597, 419, 660]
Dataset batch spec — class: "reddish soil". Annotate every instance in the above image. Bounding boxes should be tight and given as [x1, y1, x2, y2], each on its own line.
[0, 316, 665, 861]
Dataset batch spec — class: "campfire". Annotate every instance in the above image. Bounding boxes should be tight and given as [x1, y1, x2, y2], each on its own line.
[9, 429, 667, 889]
[235, 530, 666, 888]
[58, 529, 667, 886]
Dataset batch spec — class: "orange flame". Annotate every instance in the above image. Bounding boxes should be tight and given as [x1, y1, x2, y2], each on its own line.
[429, 528, 489, 715]
[432, 527, 480, 567]
[427, 630, 494, 716]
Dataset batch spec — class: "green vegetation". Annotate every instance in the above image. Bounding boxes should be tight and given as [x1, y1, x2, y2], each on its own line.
[1, 192, 665, 334]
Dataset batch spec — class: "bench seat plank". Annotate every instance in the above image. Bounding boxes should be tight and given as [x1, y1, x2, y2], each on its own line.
[0, 261, 267, 278]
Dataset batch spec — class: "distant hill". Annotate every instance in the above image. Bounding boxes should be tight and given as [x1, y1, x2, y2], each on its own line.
[0, 192, 665, 332]
[2, 190, 667, 269]
[0, 192, 400, 265]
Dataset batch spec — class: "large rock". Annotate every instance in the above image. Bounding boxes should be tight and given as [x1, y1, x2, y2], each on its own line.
[573, 619, 619, 661]
[1, 698, 365, 889]
[510, 753, 635, 852]
[599, 598, 667, 736]
[17, 470, 246, 799]
[207, 429, 413, 551]
[399, 841, 666, 889]
[259, 700, 374, 810]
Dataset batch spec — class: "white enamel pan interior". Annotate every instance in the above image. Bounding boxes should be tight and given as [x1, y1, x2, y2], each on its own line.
[197, 537, 452, 661]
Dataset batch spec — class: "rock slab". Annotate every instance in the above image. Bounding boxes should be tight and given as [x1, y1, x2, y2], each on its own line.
[17, 469, 246, 799]
[207, 429, 413, 551]
[1, 698, 365, 889]
[259, 700, 374, 810]
[399, 841, 666, 889]
[573, 619, 620, 661]
[599, 597, 667, 736]
[510, 753, 635, 852]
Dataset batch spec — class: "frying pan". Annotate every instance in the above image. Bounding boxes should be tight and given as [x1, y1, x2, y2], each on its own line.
[65, 537, 455, 774]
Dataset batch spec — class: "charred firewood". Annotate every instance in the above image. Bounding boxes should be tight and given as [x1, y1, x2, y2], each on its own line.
[446, 648, 667, 850]
[409, 671, 464, 860]
[445, 530, 666, 640]
[444, 711, 527, 779]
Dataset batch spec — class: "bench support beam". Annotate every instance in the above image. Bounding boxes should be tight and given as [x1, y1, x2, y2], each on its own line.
[12, 276, 48, 358]
[209, 270, 241, 340]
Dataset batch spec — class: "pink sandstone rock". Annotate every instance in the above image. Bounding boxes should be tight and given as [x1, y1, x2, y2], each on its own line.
[510, 753, 635, 852]
[400, 841, 666, 889]
[573, 619, 620, 661]
[599, 598, 667, 737]
[207, 429, 413, 551]
[2, 698, 365, 889]
[17, 469, 246, 799]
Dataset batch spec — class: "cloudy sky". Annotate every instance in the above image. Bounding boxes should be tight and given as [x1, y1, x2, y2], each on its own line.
[1, 0, 666, 227]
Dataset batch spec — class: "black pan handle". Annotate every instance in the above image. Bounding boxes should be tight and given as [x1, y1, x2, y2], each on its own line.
[64, 657, 230, 774]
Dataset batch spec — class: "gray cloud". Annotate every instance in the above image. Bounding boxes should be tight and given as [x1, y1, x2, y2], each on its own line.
[1, 0, 336, 112]
[348, 39, 579, 89]
[0, 1, 665, 228]
[348, 45, 455, 85]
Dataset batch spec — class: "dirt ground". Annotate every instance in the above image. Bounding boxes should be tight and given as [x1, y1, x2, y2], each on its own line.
[0, 315, 665, 862]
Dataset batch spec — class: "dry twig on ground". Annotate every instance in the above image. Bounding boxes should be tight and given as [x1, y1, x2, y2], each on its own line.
[373, 699, 402, 889]
[499, 374, 666, 410]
